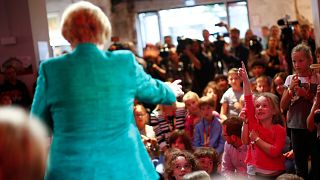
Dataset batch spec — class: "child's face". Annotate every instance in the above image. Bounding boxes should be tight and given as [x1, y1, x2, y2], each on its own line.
[254, 96, 274, 121]
[274, 77, 285, 95]
[252, 66, 265, 77]
[173, 156, 192, 180]
[316, 53, 320, 64]
[292, 51, 311, 74]
[228, 74, 242, 88]
[205, 88, 217, 99]
[217, 79, 228, 91]
[200, 104, 214, 121]
[256, 80, 271, 93]
[197, 156, 214, 174]
[134, 107, 148, 130]
[184, 99, 199, 114]
[268, 38, 277, 48]
[171, 137, 186, 150]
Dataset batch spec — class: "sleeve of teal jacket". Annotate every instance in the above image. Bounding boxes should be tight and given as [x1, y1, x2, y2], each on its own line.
[132, 53, 176, 105]
[31, 63, 53, 129]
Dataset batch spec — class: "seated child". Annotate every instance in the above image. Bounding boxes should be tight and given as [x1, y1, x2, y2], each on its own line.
[183, 91, 201, 141]
[193, 147, 220, 178]
[164, 150, 198, 180]
[194, 96, 225, 155]
[256, 75, 271, 93]
[220, 68, 243, 121]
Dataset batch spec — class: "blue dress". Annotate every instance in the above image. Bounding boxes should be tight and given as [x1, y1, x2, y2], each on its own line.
[31, 43, 176, 179]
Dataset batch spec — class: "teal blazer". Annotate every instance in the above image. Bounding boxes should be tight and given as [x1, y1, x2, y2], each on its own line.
[31, 43, 176, 180]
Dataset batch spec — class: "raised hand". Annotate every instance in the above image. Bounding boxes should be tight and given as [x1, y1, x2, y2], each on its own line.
[168, 79, 184, 97]
[238, 61, 251, 96]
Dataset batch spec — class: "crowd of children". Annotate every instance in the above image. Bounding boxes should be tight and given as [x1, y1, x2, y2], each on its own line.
[133, 42, 320, 179]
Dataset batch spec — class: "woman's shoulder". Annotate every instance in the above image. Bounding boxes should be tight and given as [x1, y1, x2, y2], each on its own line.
[106, 50, 134, 58]
[40, 54, 69, 68]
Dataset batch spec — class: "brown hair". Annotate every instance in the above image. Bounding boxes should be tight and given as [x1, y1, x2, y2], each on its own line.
[271, 72, 287, 96]
[256, 75, 270, 86]
[164, 150, 198, 180]
[198, 96, 215, 109]
[221, 117, 243, 137]
[193, 147, 219, 173]
[168, 130, 193, 152]
[203, 83, 221, 99]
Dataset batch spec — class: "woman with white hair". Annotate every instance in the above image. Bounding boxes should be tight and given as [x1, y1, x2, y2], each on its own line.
[31, 1, 183, 179]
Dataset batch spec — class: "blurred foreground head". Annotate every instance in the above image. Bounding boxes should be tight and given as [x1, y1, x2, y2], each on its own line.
[0, 106, 48, 180]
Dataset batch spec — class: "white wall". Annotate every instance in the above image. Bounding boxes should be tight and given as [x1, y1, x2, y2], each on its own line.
[248, 0, 313, 36]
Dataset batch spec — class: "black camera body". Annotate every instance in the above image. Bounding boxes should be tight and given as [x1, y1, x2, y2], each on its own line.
[249, 35, 263, 55]
[176, 36, 193, 54]
[210, 32, 228, 57]
[159, 44, 170, 59]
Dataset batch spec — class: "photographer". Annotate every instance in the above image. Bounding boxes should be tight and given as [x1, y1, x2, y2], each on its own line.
[300, 24, 316, 63]
[261, 36, 287, 77]
[179, 39, 214, 95]
[223, 28, 249, 70]
[143, 43, 167, 81]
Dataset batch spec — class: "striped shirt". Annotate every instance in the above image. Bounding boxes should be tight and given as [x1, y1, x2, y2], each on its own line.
[150, 106, 186, 147]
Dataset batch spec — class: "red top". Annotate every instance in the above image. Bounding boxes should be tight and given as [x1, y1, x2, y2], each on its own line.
[184, 113, 198, 141]
[244, 95, 286, 171]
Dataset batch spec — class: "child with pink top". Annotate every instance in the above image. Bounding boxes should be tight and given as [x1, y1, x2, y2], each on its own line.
[183, 91, 201, 142]
[238, 61, 286, 178]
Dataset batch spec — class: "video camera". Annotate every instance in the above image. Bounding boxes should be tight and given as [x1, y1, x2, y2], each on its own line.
[210, 32, 229, 56]
[249, 35, 263, 55]
[277, 15, 299, 48]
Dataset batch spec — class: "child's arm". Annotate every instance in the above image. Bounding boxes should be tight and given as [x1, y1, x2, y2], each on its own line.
[220, 102, 228, 121]
[238, 61, 251, 96]
[240, 110, 249, 145]
[280, 75, 299, 112]
[307, 84, 320, 131]
[249, 126, 286, 157]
